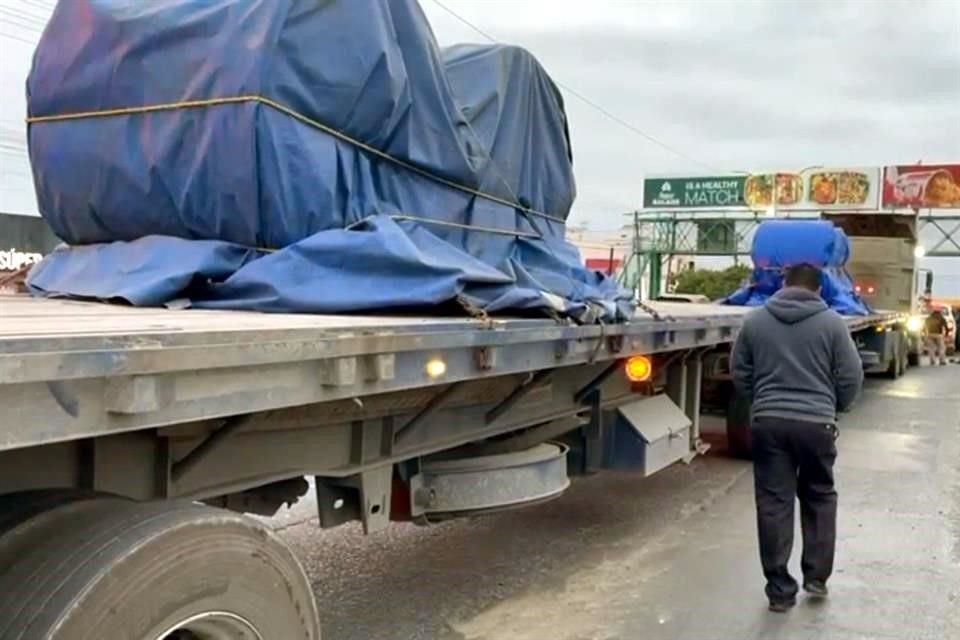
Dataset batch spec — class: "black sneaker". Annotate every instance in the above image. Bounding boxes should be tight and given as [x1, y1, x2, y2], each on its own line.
[768, 597, 796, 613]
[804, 581, 829, 598]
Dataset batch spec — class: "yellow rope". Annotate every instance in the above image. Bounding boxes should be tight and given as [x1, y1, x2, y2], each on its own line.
[27, 94, 567, 225]
[389, 214, 540, 238]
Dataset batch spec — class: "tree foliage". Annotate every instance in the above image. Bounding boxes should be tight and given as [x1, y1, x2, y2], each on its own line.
[670, 264, 751, 301]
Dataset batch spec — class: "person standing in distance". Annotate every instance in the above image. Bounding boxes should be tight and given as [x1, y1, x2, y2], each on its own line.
[923, 308, 948, 366]
[732, 263, 864, 612]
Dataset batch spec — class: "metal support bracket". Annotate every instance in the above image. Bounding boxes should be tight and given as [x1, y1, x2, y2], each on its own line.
[581, 389, 606, 473]
[394, 382, 462, 445]
[105, 375, 173, 414]
[664, 352, 709, 461]
[485, 369, 554, 425]
[315, 463, 393, 534]
[171, 415, 253, 483]
[684, 355, 708, 458]
[358, 465, 393, 534]
[573, 361, 620, 405]
[606, 334, 625, 355]
[474, 346, 497, 370]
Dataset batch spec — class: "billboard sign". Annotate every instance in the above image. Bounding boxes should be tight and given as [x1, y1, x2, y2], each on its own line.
[743, 167, 881, 211]
[883, 164, 960, 209]
[0, 248, 42, 271]
[642, 176, 746, 209]
[643, 168, 882, 211]
[0, 213, 60, 272]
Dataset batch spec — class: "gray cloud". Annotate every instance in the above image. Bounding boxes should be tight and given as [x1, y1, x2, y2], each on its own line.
[1, 0, 957, 230]
[428, 0, 959, 225]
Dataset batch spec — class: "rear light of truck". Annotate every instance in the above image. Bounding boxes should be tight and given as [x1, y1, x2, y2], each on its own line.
[625, 355, 653, 383]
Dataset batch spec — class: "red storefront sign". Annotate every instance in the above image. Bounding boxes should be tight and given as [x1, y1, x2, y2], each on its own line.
[585, 257, 623, 273]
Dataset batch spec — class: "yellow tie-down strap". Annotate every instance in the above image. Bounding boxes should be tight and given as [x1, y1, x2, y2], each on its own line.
[26, 94, 567, 228]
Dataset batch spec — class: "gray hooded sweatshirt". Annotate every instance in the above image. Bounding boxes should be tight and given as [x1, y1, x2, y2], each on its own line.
[732, 287, 864, 424]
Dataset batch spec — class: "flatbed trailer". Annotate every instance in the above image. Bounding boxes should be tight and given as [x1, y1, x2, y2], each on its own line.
[0, 294, 905, 637]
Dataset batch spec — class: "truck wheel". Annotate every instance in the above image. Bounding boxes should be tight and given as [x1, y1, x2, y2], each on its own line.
[725, 392, 753, 460]
[0, 499, 321, 640]
[0, 490, 123, 570]
[907, 352, 920, 367]
[0, 489, 103, 534]
[885, 348, 901, 379]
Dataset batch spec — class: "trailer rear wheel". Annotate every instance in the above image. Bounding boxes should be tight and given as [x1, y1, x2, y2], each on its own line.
[0, 489, 103, 535]
[884, 332, 907, 379]
[0, 499, 321, 640]
[886, 346, 902, 379]
[725, 392, 753, 460]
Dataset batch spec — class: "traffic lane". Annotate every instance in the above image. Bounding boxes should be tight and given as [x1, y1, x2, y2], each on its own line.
[274, 430, 750, 640]
[454, 369, 959, 640]
[272, 369, 960, 640]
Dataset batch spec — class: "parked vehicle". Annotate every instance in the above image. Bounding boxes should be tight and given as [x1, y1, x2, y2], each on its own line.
[823, 212, 924, 369]
[654, 293, 711, 303]
[0, 1, 751, 636]
[720, 218, 913, 454]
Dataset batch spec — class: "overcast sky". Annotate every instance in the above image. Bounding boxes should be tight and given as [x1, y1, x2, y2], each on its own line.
[1, 0, 958, 275]
[1, 0, 957, 224]
[419, 0, 960, 228]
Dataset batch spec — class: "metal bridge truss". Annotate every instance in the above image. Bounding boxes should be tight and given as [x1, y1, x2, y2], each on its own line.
[617, 210, 960, 298]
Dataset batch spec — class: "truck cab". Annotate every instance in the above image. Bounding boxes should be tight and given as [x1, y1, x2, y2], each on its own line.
[821, 211, 920, 369]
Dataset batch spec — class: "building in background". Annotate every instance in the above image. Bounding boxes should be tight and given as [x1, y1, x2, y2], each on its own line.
[0, 212, 59, 272]
[565, 225, 632, 275]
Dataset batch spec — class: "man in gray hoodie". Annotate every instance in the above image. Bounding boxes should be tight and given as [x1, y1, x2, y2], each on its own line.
[732, 263, 863, 612]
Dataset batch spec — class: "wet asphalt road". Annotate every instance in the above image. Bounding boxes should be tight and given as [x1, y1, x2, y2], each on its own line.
[270, 366, 960, 640]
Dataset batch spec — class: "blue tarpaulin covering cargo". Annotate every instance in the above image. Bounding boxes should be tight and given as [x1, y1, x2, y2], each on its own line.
[25, 0, 631, 323]
[724, 220, 871, 316]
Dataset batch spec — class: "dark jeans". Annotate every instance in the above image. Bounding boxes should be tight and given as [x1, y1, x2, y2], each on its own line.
[752, 416, 838, 602]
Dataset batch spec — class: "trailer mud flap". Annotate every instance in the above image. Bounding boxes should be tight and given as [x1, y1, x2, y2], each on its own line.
[603, 395, 692, 476]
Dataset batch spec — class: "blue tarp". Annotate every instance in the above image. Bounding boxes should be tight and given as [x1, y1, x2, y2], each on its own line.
[25, 0, 630, 322]
[724, 220, 871, 316]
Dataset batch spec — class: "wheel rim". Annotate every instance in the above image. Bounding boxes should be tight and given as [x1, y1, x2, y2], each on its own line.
[154, 611, 264, 640]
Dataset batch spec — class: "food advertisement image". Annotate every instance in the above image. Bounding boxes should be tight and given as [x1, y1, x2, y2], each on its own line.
[744, 173, 803, 207]
[744, 174, 773, 208]
[809, 171, 872, 206]
[776, 173, 802, 205]
[883, 164, 960, 209]
[744, 168, 879, 210]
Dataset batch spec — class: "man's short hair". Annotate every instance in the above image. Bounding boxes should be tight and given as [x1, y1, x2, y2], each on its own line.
[784, 263, 822, 291]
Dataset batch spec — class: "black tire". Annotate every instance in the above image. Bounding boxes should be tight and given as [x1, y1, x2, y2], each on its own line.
[0, 490, 124, 574]
[885, 354, 900, 379]
[725, 391, 753, 460]
[0, 488, 103, 535]
[0, 500, 321, 640]
[885, 337, 902, 380]
[907, 351, 920, 367]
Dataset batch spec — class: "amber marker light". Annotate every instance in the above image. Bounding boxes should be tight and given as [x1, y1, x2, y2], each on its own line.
[625, 355, 653, 383]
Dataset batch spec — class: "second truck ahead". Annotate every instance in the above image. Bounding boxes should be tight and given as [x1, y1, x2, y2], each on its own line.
[823, 211, 927, 370]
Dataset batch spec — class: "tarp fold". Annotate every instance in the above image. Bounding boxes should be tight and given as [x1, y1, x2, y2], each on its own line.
[26, 0, 631, 322]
